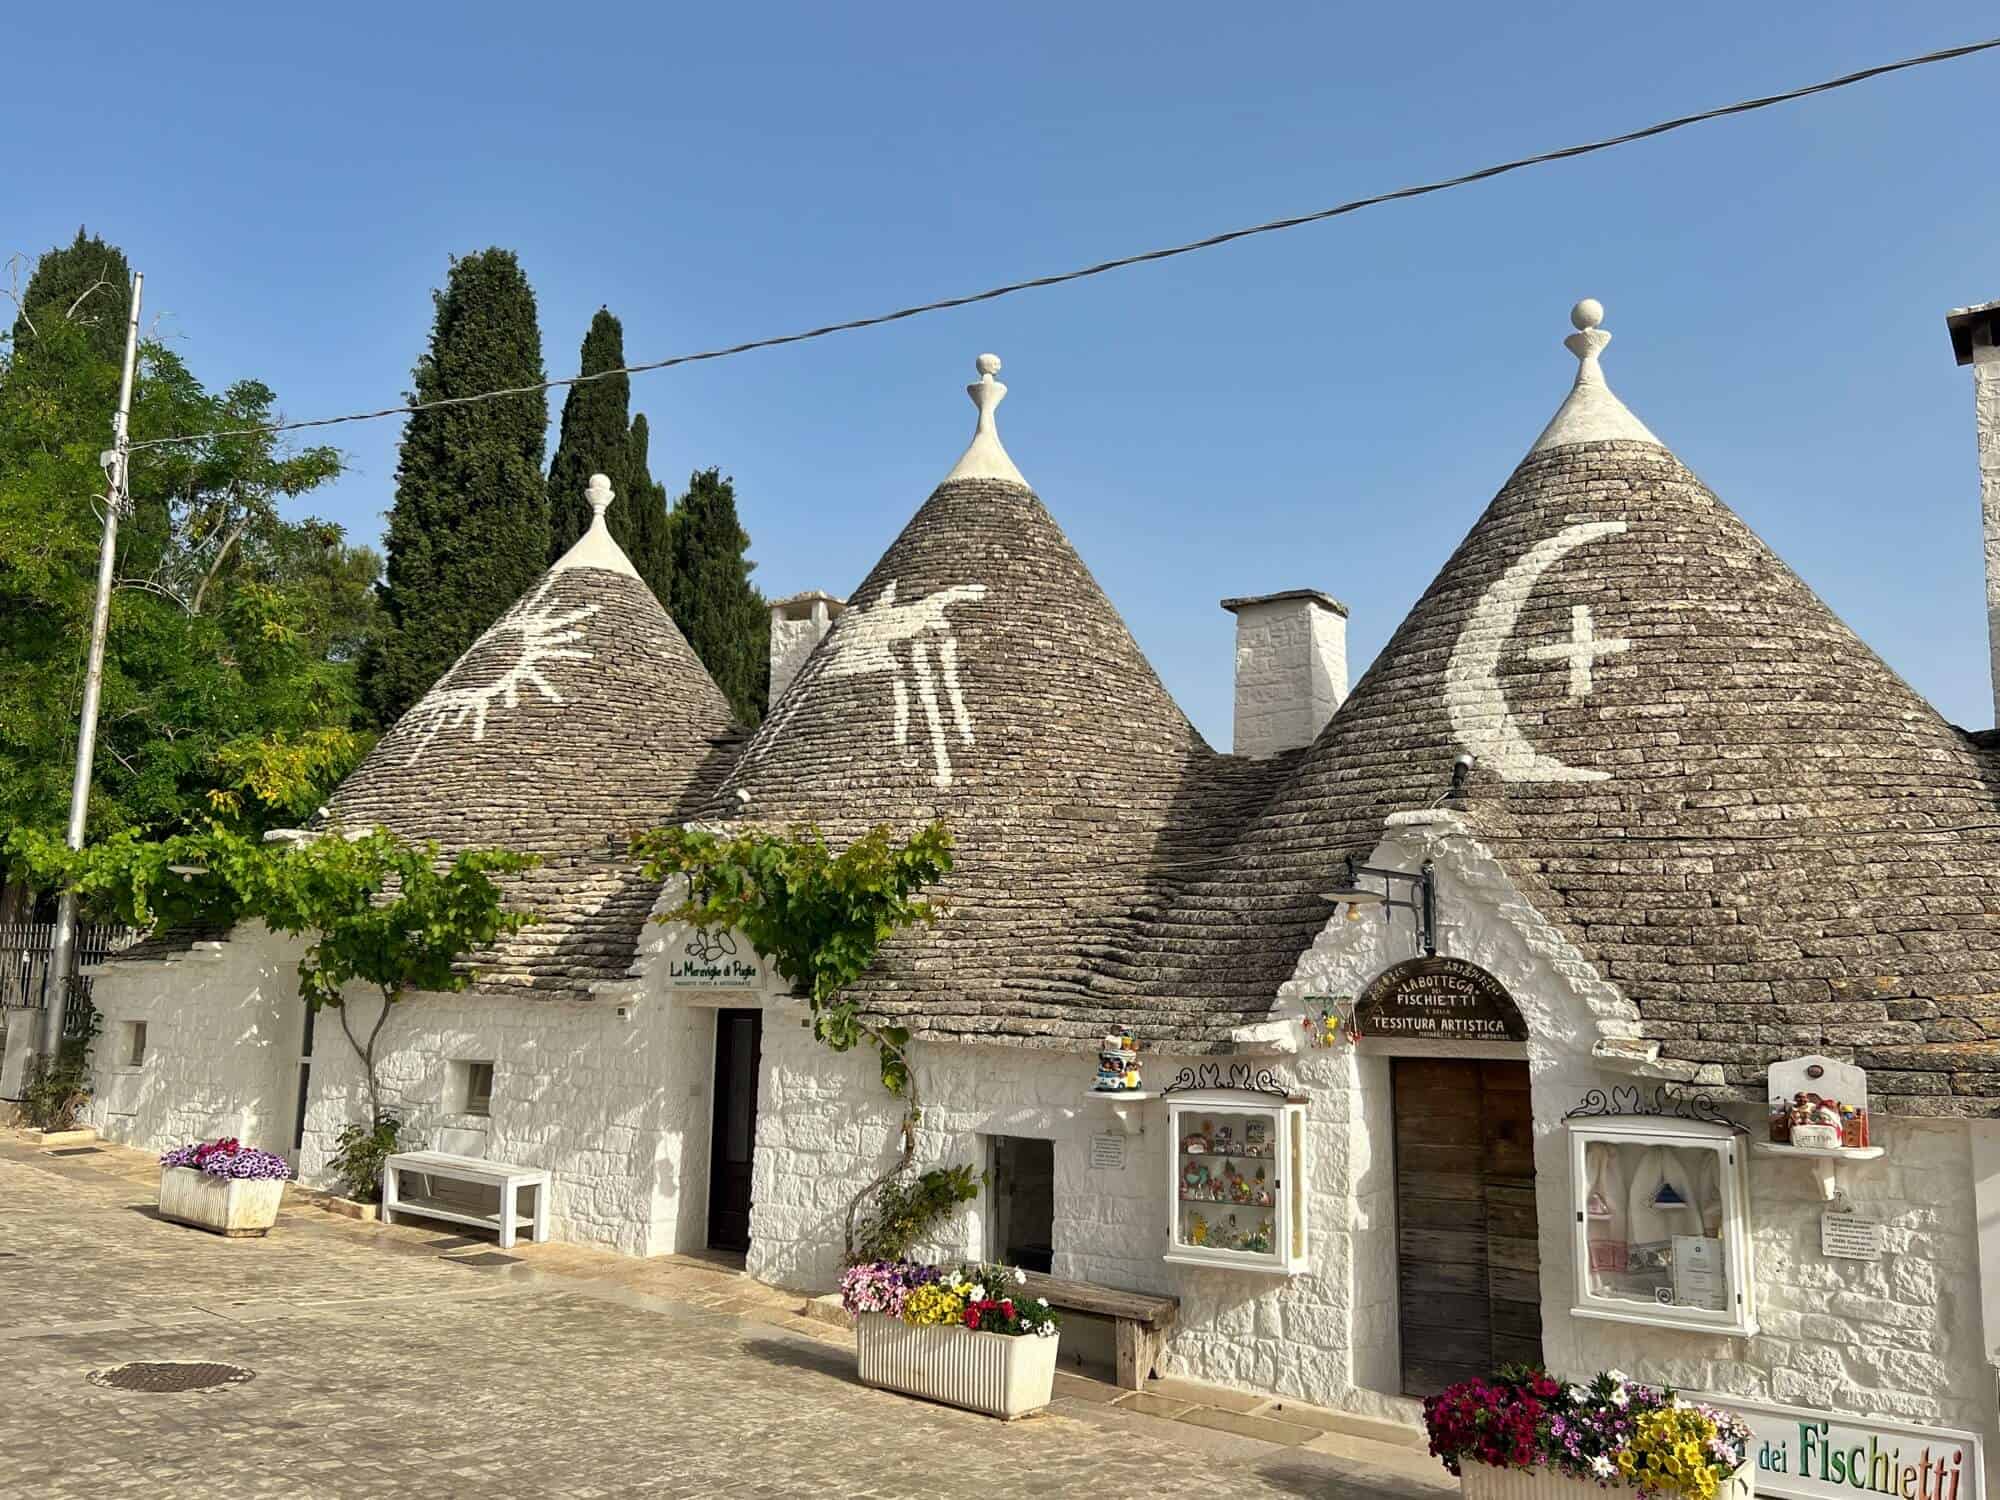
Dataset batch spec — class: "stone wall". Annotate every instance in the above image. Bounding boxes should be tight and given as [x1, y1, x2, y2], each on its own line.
[82, 922, 723, 1259]
[81, 923, 309, 1154]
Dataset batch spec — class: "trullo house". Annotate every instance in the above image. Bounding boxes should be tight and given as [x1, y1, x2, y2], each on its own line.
[66, 307, 2000, 1486]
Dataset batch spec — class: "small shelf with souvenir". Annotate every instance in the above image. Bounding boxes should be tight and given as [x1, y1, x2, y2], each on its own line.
[1164, 1092, 1307, 1275]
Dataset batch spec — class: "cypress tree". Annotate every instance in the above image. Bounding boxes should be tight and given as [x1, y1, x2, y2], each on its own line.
[547, 308, 635, 559]
[669, 468, 768, 724]
[625, 412, 675, 604]
[5, 228, 132, 374]
[362, 249, 549, 724]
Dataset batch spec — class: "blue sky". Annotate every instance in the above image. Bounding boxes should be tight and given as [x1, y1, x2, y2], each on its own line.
[12, 5, 2000, 743]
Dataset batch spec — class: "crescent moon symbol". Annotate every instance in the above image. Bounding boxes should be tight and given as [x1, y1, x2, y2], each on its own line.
[1444, 520, 1628, 783]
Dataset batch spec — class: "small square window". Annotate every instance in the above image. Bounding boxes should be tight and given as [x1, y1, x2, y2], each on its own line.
[120, 1020, 148, 1069]
[458, 1060, 494, 1117]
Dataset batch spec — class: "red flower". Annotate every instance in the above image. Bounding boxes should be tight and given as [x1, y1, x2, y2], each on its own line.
[963, 1308, 980, 1330]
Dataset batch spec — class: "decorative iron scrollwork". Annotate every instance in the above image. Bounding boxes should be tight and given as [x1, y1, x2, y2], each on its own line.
[1161, 1062, 1290, 1100]
[1563, 1083, 1745, 1133]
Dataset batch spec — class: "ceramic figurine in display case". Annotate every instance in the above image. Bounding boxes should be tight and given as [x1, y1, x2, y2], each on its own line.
[1165, 1091, 1309, 1275]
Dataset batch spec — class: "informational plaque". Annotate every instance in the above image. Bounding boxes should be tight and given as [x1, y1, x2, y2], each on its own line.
[1821, 1210, 1883, 1262]
[1353, 956, 1528, 1042]
[1089, 1132, 1126, 1171]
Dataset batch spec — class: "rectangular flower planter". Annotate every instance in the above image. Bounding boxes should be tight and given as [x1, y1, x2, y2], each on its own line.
[855, 1312, 1059, 1420]
[1461, 1460, 1754, 1500]
[157, 1167, 286, 1238]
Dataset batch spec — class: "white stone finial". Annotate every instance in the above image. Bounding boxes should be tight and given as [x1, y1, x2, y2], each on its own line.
[550, 472, 639, 579]
[942, 352, 1028, 487]
[1528, 297, 1663, 456]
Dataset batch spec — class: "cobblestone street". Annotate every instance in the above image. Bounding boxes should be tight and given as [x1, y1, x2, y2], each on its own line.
[0, 1137, 1447, 1498]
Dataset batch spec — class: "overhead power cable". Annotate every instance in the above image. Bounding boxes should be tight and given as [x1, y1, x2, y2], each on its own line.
[129, 33, 2000, 455]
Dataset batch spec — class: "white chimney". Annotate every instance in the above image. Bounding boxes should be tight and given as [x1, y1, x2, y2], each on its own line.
[1221, 590, 1349, 757]
[769, 590, 846, 705]
[1949, 299, 2000, 725]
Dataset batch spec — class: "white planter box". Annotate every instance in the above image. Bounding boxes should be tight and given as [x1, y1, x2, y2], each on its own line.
[158, 1167, 286, 1238]
[855, 1312, 1058, 1420]
[1461, 1461, 1753, 1500]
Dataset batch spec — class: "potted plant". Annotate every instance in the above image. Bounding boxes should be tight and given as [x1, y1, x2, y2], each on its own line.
[841, 1259, 1061, 1420]
[158, 1138, 292, 1237]
[1425, 1368, 1754, 1498]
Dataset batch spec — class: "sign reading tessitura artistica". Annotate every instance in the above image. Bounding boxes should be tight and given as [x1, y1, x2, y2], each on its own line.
[1352, 956, 1527, 1042]
[1690, 1395, 1982, 1500]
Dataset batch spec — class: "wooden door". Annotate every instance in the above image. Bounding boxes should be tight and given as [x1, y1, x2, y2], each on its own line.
[1393, 1058, 1542, 1396]
[707, 1008, 763, 1253]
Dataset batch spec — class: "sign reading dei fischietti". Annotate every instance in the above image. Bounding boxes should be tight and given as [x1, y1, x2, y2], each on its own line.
[1353, 956, 1527, 1042]
[1691, 1394, 1982, 1500]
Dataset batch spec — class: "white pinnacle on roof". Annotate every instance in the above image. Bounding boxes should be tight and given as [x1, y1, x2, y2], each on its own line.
[1527, 299, 1664, 456]
[550, 472, 640, 578]
[941, 353, 1030, 487]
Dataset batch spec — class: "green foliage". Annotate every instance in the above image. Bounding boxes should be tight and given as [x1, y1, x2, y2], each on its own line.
[363, 248, 549, 724]
[11, 822, 538, 1119]
[329, 1113, 403, 1203]
[625, 413, 675, 603]
[20, 1009, 101, 1133]
[633, 820, 952, 1096]
[0, 231, 370, 883]
[668, 468, 769, 724]
[546, 310, 674, 605]
[852, 1163, 983, 1264]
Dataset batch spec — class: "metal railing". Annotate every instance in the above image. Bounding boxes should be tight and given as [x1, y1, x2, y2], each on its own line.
[0, 923, 140, 1038]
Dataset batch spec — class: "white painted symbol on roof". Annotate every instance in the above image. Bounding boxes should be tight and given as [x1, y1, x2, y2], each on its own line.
[1445, 521, 1628, 783]
[401, 574, 599, 764]
[822, 579, 987, 788]
[1521, 604, 1628, 699]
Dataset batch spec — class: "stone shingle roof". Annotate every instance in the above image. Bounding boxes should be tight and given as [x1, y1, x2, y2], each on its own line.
[319, 483, 739, 1001]
[708, 363, 1285, 1046]
[1139, 307, 2000, 1112]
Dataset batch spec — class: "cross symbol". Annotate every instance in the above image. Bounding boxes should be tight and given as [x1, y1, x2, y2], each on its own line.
[1521, 605, 1628, 699]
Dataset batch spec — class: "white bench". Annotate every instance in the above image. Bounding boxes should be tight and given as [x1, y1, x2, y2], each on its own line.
[381, 1151, 551, 1249]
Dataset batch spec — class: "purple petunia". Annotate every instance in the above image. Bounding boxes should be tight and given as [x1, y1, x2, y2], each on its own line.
[161, 1138, 292, 1181]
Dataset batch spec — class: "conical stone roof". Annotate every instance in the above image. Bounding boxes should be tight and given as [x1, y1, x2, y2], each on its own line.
[1145, 302, 2000, 1111]
[325, 475, 738, 999]
[713, 356, 1275, 1044]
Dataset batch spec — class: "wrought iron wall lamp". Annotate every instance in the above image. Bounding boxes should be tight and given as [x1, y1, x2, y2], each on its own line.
[1321, 857, 1438, 956]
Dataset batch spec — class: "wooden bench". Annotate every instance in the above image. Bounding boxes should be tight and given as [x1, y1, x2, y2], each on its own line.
[382, 1151, 551, 1249]
[1018, 1272, 1178, 1390]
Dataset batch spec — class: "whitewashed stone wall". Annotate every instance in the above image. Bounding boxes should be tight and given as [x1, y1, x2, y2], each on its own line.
[80, 922, 724, 1259]
[297, 983, 717, 1257]
[82, 922, 309, 1153]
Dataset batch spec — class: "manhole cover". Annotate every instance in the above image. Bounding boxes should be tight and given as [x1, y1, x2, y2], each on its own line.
[88, 1361, 254, 1393]
[444, 1252, 522, 1268]
[47, 1147, 103, 1157]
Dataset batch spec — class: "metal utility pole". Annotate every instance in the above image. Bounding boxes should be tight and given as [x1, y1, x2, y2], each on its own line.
[37, 272, 143, 1063]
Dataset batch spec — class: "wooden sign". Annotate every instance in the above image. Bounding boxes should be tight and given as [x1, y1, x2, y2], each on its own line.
[1354, 956, 1526, 1042]
[1692, 1393, 1981, 1500]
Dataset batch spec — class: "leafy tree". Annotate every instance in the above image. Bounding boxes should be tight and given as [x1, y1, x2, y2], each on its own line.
[363, 249, 548, 724]
[1, 234, 374, 903]
[13, 822, 537, 1122]
[633, 820, 953, 1256]
[625, 412, 675, 604]
[669, 467, 769, 723]
[548, 308, 634, 556]
[547, 309, 675, 603]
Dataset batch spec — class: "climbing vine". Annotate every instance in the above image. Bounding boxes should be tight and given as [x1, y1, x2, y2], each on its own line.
[632, 820, 956, 1256]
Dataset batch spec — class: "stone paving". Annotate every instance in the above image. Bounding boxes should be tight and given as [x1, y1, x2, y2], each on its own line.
[0, 1135, 1450, 1498]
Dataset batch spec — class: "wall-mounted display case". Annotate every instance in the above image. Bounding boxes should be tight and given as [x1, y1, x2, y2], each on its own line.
[1566, 1115, 1757, 1337]
[1165, 1092, 1308, 1275]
